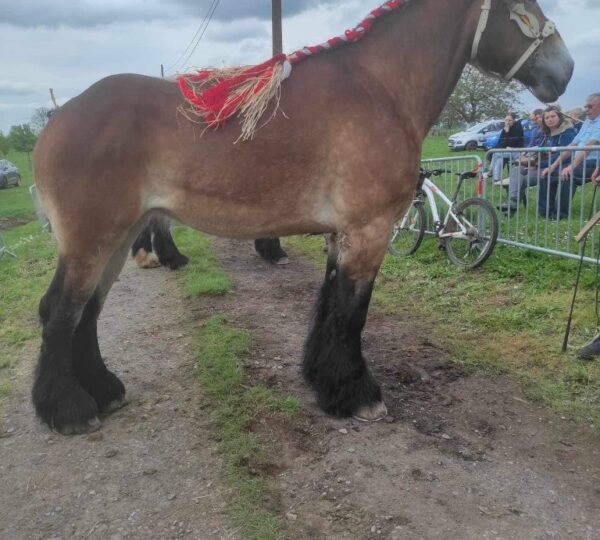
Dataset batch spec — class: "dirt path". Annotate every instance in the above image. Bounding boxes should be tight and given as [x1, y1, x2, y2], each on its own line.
[208, 238, 600, 540]
[2, 240, 600, 540]
[0, 260, 237, 540]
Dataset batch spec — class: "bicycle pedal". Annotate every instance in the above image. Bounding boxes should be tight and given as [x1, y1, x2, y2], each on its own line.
[438, 243, 446, 251]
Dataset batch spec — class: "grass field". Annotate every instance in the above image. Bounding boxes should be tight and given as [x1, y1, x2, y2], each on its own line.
[0, 150, 36, 222]
[0, 222, 56, 398]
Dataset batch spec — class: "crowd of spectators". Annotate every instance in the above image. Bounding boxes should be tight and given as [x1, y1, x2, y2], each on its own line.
[487, 92, 600, 221]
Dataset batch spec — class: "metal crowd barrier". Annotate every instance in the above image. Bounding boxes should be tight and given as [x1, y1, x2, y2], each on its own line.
[421, 147, 600, 263]
[29, 185, 51, 232]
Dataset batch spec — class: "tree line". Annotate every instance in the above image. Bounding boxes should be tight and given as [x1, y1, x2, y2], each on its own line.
[0, 107, 52, 166]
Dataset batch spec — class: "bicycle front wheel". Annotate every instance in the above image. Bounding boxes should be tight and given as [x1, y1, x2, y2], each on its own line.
[389, 201, 426, 256]
[443, 197, 498, 269]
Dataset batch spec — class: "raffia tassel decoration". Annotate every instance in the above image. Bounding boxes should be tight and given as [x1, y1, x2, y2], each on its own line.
[177, 53, 289, 142]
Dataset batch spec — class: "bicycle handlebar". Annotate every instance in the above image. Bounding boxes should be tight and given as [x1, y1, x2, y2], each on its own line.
[419, 168, 451, 178]
[456, 170, 478, 180]
[419, 169, 479, 181]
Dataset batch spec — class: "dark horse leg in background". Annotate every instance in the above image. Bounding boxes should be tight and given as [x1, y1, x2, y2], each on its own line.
[132, 218, 287, 268]
[131, 214, 189, 270]
[254, 237, 289, 265]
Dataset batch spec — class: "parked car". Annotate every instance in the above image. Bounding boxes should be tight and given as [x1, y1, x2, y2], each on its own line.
[448, 119, 504, 151]
[0, 160, 21, 188]
[481, 119, 536, 150]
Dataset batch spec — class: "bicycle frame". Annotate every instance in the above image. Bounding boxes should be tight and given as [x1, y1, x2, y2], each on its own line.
[414, 177, 477, 240]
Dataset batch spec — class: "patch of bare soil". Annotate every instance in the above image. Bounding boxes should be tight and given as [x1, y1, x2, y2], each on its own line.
[0, 216, 29, 230]
[0, 260, 237, 540]
[207, 238, 600, 540]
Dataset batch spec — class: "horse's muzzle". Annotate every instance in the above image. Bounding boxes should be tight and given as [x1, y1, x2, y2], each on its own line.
[527, 36, 574, 103]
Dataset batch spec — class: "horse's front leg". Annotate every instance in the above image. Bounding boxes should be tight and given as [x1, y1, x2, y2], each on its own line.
[303, 217, 392, 421]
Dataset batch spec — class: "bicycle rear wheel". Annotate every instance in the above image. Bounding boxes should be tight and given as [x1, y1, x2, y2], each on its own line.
[389, 201, 426, 256]
[443, 197, 498, 269]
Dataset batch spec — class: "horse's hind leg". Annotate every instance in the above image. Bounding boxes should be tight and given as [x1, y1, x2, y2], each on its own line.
[33, 255, 109, 434]
[254, 237, 289, 265]
[131, 220, 160, 269]
[303, 218, 392, 421]
[70, 240, 134, 415]
[150, 215, 189, 270]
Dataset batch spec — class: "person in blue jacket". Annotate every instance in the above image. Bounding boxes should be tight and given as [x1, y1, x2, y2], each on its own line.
[499, 106, 576, 215]
[541, 93, 600, 220]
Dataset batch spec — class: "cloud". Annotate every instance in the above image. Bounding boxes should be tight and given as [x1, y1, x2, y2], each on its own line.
[0, 81, 35, 96]
[0, 0, 341, 28]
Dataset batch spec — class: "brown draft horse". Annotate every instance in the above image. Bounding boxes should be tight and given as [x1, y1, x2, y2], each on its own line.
[32, 0, 573, 434]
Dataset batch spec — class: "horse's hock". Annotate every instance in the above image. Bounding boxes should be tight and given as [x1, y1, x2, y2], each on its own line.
[30, 0, 574, 434]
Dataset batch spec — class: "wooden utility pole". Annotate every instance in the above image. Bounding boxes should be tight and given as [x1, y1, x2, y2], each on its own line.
[252, 0, 289, 265]
[272, 0, 283, 55]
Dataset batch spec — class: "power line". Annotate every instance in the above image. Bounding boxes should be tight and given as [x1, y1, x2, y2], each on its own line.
[181, 0, 221, 70]
[167, 0, 220, 73]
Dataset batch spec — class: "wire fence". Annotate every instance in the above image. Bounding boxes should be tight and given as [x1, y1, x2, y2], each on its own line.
[421, 147, 600, 263]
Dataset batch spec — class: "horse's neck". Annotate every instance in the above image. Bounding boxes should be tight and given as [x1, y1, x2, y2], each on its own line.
[353, 0, 477, 137]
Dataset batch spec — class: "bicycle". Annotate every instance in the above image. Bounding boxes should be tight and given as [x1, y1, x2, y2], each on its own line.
[389, 168, 499, 269]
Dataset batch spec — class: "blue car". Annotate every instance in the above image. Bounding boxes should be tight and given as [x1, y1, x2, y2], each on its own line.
[482, 119, 536, 150]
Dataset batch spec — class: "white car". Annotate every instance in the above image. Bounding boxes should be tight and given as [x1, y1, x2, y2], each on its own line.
[448, 119, 504, 151]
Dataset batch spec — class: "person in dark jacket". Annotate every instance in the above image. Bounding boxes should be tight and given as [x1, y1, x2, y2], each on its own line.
[489, 113, 525, 180]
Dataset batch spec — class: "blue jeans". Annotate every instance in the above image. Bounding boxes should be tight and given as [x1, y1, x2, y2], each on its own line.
[538, 160, 598, 219]
[491, 151, 520, 180]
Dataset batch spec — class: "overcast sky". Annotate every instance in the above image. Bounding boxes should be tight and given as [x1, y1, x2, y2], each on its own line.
[0, 0, 598, 133]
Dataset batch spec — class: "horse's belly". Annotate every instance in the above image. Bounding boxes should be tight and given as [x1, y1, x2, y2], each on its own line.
[161, 190, 333, 239]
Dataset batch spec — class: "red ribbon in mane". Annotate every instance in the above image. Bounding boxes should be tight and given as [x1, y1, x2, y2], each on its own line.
[177, 54, 286, 127]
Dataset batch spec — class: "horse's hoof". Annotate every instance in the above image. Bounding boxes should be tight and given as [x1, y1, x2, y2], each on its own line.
[165, 253, 190, 270]
[134, 248, 161, 269]
[275, 256, 290, 265]
[352, 402, 388, 422]
[55, 416, 102, 436]
[103, 396, 128, 414]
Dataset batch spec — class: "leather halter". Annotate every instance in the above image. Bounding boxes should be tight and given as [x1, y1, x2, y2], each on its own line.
[471, 0, 557, 81]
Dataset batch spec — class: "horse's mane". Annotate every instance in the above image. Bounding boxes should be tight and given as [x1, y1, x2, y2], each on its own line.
[177, 0, 409, 141]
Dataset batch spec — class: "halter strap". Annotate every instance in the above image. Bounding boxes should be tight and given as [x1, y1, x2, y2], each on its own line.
[470, 0, 492, 61]
[471, 0, 557, 82]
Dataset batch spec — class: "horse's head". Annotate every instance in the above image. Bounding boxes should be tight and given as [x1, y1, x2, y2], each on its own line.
[471, 0, 574, 103]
